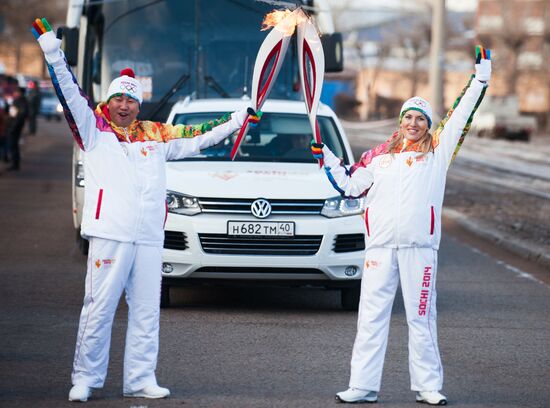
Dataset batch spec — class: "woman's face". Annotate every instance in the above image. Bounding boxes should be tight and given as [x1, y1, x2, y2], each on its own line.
[400, 110, 429, 142]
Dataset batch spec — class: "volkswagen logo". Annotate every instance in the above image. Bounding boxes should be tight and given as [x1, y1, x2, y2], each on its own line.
[251, 198, 271, 219]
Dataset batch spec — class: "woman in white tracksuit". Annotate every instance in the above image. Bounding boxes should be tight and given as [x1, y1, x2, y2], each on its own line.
[33, 18, 257, 402]
[312, 48, 491, 405]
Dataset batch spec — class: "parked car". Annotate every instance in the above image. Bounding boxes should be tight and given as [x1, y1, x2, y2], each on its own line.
[471, 95, 537, 141]
[161, 98, 366, 310]
[39, 88, 63, 121]
[16, 73, 40, 89]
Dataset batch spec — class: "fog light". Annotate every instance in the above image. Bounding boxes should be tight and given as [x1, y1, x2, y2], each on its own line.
[345, 266, 358, 277]
[162, 263, 173, 274]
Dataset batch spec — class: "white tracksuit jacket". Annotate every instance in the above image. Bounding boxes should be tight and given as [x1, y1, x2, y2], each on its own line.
[322, 77, 487, 392]
[322, 78, 487, 250]
[46, 53, 245, 246]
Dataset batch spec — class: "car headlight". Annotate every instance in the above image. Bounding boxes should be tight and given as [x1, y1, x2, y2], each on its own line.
[56, 103, 63, 113]
[166, 191, 201, 216]
[321, 195, 365, 218]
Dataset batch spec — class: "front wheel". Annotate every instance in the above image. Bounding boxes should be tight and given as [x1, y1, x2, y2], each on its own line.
[160, 283, 171, 308]
[341, 287, 360, 311]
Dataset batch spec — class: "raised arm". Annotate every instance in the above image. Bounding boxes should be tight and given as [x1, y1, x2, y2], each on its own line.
[432, 46, 491, 167]
[32, 18, 98, 151]
[163, 108, 259, 160]
[312, 142, 374, 199]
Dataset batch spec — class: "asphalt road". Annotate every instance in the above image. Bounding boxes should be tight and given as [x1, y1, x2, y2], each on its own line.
[1, 119, 549, 408]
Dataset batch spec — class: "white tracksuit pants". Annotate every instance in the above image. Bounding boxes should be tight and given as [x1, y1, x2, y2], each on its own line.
[71, 237, 163, 392]
[349, 247, 443, 392]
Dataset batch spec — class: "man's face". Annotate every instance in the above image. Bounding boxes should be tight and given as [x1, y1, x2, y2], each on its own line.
[107, 95, 140, 127]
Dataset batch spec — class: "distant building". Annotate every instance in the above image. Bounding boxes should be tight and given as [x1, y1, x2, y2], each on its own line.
[476, 0, 549, 127]
[330, 7, 477, 122]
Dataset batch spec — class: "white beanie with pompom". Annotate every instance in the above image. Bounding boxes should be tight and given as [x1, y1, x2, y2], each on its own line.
[399, 96, 433, 128]
[106, 68, 143, 104]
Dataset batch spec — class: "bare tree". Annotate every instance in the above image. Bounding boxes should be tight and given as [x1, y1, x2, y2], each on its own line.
[500, 0, 529, 94]
[477, 0, 532, 95]
[367, 40, 392, 117]
[0, 0, 66, 72]
[328, 0, 355, 33]
[395, 17, 431, 97]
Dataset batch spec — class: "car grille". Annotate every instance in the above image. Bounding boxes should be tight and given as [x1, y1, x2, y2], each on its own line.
[199, 233, 322, 255]
[195, 267, 323, 274]
[198, 197, 324, 215]
[333, 234, 365, 253]
[164, 231, 188, 250]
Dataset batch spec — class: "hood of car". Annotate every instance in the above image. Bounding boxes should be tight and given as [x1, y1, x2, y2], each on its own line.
[41, 96, 59, 107]
[166, 161, 339, 199]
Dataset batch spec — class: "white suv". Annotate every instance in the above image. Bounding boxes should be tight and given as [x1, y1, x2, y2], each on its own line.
[162, 98, 366, 309]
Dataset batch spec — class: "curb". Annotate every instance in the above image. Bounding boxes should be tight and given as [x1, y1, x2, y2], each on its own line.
[443, 208, 550, 271]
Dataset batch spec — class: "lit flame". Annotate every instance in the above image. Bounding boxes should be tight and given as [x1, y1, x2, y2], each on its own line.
[261, 8, 308, 37]
[261, 10, 292, 30]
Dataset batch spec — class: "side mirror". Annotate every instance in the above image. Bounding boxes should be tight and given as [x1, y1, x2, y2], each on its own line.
[322, 32, 343, 73]
[60, 26, 79, 66]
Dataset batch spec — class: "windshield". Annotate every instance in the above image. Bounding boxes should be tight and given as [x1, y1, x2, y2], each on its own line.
[40, 89, 56, 98]
[99, 0, 302, 104]
[171, 112, 349, 163]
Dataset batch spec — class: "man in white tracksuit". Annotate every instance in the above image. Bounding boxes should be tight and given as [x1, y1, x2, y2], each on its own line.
[312, 48, 491, 405]
[33, 18, 258, 402]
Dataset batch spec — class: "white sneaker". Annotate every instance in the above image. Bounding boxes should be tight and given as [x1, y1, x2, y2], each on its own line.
[124, 384, 170, 399]
[68, 384, 92, 402]
[336, 388, 378, 403]
[416, 390, 447, 405]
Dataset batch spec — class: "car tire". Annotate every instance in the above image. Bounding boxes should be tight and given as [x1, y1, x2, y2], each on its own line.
[341, 287, 360, 311]
[160, 283, 171, 308]
[519, 131, 530, 142]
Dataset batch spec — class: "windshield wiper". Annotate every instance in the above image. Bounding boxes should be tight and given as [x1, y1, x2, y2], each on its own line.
[204, 75, 230, 98]
[104, 0, 164, 34]
[149, 73, 190, 121]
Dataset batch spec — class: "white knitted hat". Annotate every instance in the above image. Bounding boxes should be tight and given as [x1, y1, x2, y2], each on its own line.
[106, 68, 143, 104]
[400, 96, 433, 128]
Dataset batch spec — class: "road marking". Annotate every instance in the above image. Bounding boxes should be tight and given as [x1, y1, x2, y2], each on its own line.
[496, 260, 550, 288]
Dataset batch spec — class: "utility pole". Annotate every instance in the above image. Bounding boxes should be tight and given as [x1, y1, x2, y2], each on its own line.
[429, 0, 445, 119]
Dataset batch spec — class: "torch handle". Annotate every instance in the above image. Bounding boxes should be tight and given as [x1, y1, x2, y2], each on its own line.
[230, 116, 250, 160]
[314, 120, 323, 167]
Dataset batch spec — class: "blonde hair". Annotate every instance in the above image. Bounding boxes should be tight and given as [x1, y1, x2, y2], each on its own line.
[387, 129, 433, 157]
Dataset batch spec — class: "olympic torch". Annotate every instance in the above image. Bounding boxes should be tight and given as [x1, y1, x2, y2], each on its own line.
[230, 10, 300, 160]
[297, 10, 325, 167]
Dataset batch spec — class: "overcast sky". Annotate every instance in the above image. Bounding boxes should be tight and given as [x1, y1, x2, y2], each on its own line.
[324, 0, 478, 12]
[446, 0, 477, 11]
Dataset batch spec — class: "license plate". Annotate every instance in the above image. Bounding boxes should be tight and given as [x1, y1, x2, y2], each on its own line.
[227, 221, 295, 237]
